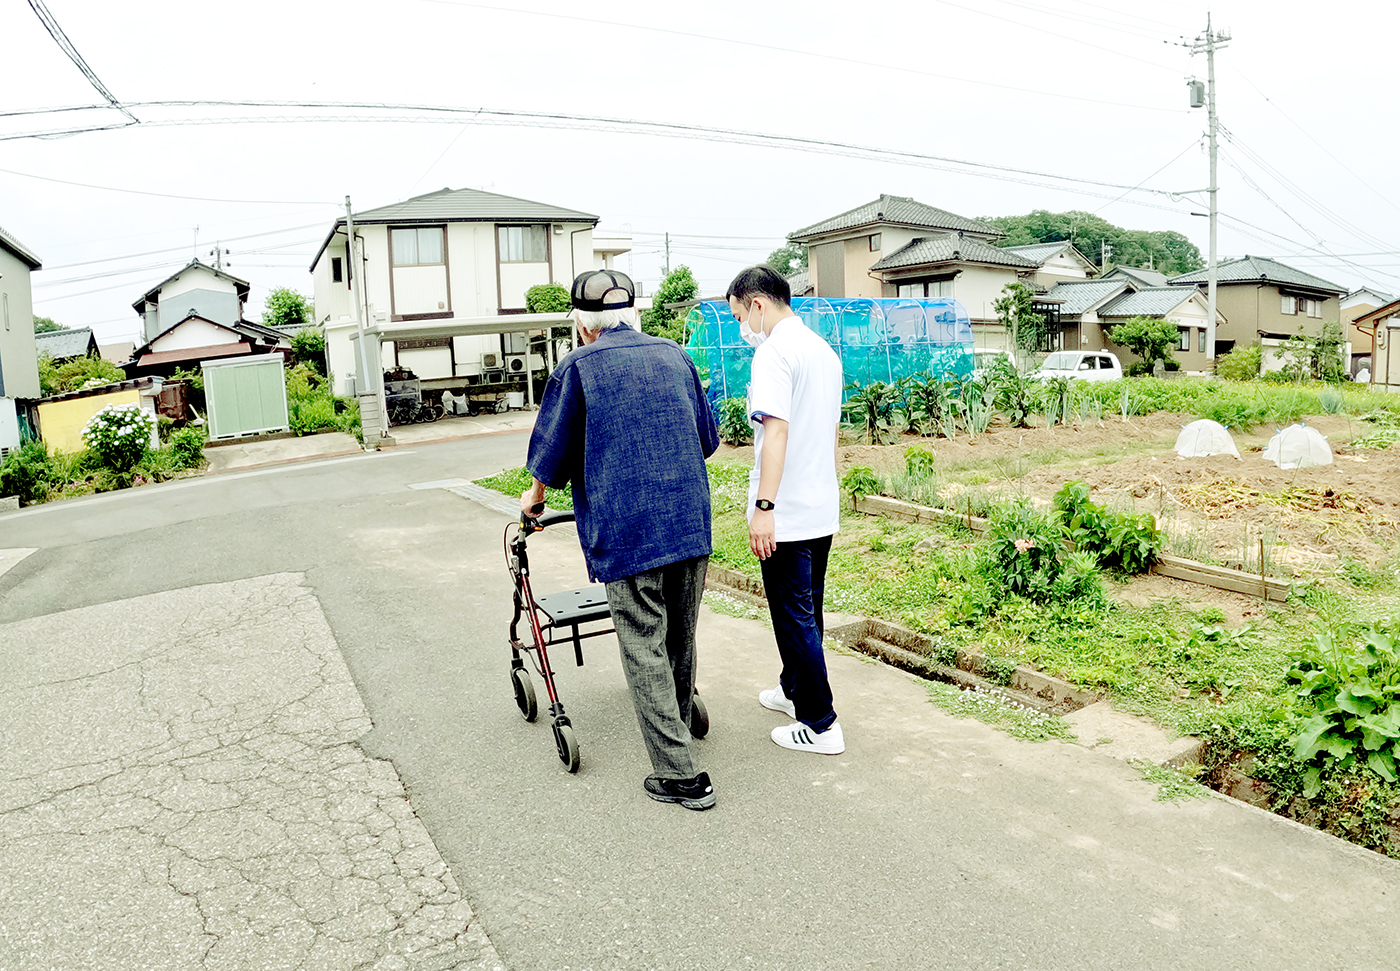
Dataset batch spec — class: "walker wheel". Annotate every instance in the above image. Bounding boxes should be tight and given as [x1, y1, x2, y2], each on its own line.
[511, 667, 537, 722]
[690, 692, 710, 740]
[553, 721, 580, 773]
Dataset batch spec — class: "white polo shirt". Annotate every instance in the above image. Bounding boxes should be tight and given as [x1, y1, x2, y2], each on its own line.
[746, 316, 843, 542]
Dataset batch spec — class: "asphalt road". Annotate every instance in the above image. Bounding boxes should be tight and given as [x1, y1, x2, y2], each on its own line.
[3, 432, 1400, 971]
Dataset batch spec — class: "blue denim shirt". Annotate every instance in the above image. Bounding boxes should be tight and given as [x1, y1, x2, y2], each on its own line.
[527, 326, 719, 583]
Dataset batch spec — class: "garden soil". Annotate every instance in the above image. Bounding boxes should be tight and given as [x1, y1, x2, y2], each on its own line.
[714, 411, 1400, 607]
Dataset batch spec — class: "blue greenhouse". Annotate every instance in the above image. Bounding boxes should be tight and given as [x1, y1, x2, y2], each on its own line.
[684, 297, 974, 410]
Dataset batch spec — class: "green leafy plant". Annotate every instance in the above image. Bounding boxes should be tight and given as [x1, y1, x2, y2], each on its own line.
[717, 396, 753, 446]
[1052, 480, 1161, 574]
[168, 427, 206, 469]
[525, 282, 572, 314]
[993, 281, 1050, 353]
[983, 501, 1067, 602]
[1288, 623, 1400, 795]
[904, 443, 935, 478]
[289, 327, 328, 376]
[985, 355, 1034, 428]
[841, 465, 880, 510]
[0, 440, 56, 505]
[37, 352, 125, 397]
[1215, 344, 1262, 382]
[641, 265, 699, 343]
[81, 403, 155, 473]
[844, 381, 902, 444]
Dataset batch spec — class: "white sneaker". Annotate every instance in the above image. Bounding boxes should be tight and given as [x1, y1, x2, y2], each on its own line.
[771, 721, 845, 755]
[759, 686, 796, 718]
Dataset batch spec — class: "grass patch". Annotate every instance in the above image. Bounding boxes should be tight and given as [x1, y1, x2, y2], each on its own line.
[1132, 759, 1210, 802]
[924, 681, 1076, 742]
[472, 467, 574, 510]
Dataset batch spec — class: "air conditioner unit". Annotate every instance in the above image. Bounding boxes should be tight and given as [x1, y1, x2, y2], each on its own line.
[505, 352, 527, 374]
[481, 352, 503, 371]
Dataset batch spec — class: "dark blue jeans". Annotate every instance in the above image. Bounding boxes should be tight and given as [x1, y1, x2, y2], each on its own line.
[759, 535, 836, 732]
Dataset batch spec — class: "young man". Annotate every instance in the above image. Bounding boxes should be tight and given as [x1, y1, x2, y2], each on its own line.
[522, 269, 720, 810]
[726, 265, 845, 755]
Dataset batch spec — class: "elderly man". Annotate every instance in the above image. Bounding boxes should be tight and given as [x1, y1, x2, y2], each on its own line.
[520, 269, 720, 810]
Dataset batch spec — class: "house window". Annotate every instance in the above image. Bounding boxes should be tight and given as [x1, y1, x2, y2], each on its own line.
[1281, 294, 1297, 315]
[498, 225, 548, 263]
[870, 234, 882, 252]
[391, 227, 445, 266]
[896, 279, 954, 299]
[1177, 327, 1190, 351]
[331, 257, 343, 284]
[1198, 328, 1206, 354]
[1307, 298, 1322, 318]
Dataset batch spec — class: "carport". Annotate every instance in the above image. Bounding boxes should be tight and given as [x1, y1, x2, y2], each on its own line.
[356, 311, 573, 441]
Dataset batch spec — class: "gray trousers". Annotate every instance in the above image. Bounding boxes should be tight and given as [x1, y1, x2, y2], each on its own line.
[604, 555, 708, 780]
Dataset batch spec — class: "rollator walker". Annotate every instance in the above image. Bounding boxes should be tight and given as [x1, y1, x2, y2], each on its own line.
[504, 505, 709, 773]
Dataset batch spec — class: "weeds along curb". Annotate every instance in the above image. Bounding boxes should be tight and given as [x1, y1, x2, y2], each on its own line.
[702, 569, 1095, 716]
[854, 494, 1291, 602]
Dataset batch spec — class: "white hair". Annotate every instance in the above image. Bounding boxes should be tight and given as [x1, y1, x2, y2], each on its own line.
[573, 306, 641, 336]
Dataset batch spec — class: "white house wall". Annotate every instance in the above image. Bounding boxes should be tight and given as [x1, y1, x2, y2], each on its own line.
[0, 397, 19, 450]
[150, 318, 241, 352]
[952, 266, 1024, 323]
[391, 264, 450, 316]
[499, 263, 550, 312]
[0, 244, 39, 400]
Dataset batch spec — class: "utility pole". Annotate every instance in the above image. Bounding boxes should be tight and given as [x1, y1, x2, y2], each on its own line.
[664, 232, 671, 277]
[345, 196, 381, 444]
[1184, 14, 1230, 361]
[1100, 240, 1113, 274]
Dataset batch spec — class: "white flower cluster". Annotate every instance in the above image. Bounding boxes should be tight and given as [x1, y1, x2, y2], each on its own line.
[81, 403, 154, 446]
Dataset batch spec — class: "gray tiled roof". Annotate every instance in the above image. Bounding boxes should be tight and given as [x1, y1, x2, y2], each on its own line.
[785, 268, 813, 297]
[35, 327, 97, 360]
[1168, 255, 1346, 294]
[1104, 265, 1168, 287]
[352, 187, 598, 225]
[1099, 287, 1198, 317]
[0, 222, 41, 269]
[870, 234, 1039, 272]
[1044, 279, 1131, 316]
[312, 187, 599, 269]
[1002, 241, 1072, 264]
[789, 194, 1001, 241]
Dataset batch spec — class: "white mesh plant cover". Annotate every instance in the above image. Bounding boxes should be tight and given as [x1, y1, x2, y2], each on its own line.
[1263, 423, 1333, 469]
[1174, 419, 1240, 458]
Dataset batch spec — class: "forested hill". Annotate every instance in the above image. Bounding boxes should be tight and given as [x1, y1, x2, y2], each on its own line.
[981, 210, 1204, 276]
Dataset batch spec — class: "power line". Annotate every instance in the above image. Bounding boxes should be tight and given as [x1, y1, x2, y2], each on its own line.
[6, 101, 1198, 213]
[40, 222, 329, 271]
[0, 164, 335, 205]
[409, 0, 1184, 114]
[24, 0, 137, 124]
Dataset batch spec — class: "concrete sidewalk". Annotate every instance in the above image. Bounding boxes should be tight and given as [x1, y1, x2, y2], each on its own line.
[203, 411, 535, 475]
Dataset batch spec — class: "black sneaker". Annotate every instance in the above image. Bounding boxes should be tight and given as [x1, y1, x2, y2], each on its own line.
[644, 772, 716, 811]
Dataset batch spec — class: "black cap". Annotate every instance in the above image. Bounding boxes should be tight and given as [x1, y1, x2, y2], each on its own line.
[571, 269, 635, 311]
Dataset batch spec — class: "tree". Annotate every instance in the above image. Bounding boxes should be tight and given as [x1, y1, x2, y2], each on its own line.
[33, 315, 62, 333]
[993, 282, 1049, 354]
[289, 328, 328, 377]
[1107, 316, 1179, 374]
[262, 287, 313, 329]
[766, 242, 807, 275]
[641, 265, 699, 344]
[980, 210, 1204, 276]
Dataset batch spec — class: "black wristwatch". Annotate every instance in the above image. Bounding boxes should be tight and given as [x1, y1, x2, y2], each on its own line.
[754, 498, 776, 511]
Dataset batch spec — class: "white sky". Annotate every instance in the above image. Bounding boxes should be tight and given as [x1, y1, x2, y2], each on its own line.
[3, 0, 1398, 344]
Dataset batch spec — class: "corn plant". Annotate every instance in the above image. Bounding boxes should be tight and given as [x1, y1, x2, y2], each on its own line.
[844, 381, 902, 444]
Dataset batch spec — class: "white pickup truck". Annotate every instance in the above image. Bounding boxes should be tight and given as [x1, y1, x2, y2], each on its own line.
[1032, 350, 1124, 382]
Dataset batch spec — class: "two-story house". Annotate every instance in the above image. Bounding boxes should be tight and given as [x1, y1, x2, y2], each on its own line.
[1167, 255, 1347, 363]
[125, 260, 289, 378]
[788, 194, 1049, 349]
[1042, 277, 1225, 373]
[0, 223, 41, 456]
[310, 187, 627, 397]
[1342, 287, 1393, 376]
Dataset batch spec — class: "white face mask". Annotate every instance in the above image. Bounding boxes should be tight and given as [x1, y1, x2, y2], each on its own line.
[739, 305, 767, 348]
